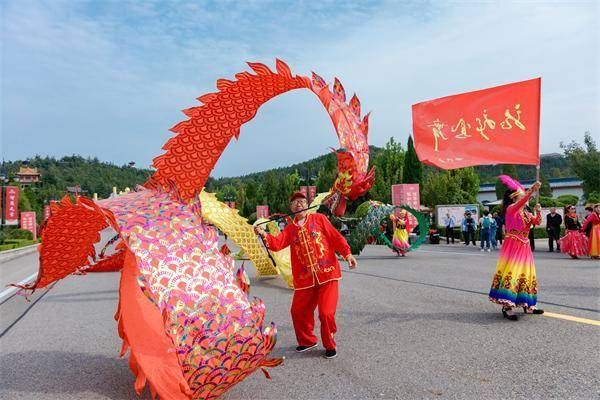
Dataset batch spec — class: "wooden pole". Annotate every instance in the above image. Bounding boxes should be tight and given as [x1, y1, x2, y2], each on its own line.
[536, 164, 540, 203]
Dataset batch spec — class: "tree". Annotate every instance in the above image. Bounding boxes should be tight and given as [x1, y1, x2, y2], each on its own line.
[403, 135, 422, 185]
[369, 137, 404, 203]
[495, 164, 518, 199]
[561, 132, 600, 199]
[421, 167, 479, 208]
[315, 155, 337, 193]
[539, 174, 552, 197]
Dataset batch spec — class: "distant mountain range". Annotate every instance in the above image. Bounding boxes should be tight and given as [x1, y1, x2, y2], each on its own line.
[3, 150, 572, 196]
[207, 147, 572, 187]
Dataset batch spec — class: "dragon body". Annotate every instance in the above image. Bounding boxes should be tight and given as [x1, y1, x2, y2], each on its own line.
[21, 60, 373, 399]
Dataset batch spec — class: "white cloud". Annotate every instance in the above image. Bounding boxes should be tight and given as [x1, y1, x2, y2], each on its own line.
[1, 0, 598, 176]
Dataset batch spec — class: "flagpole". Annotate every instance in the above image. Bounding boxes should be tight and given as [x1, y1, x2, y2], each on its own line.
[536, 164, 540, 203]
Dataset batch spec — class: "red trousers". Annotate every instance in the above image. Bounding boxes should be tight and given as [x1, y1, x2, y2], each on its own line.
[291, 279, 339, 350]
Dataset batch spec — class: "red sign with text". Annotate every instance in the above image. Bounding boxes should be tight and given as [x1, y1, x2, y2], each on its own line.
[20, 211, 37, 240]
[4, 186, 19, 225]
[412, 78, 540, 169]
[300, 186, 317, 202]
[44, 205, 51, 221]
[392, 184, 420, 209]
[308, 186, 317, 202]
[392, 184, 420, 226]
[256, 205, 269, 219]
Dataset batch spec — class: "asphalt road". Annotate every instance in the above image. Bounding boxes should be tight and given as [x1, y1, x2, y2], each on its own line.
[1, 243, 598, 400]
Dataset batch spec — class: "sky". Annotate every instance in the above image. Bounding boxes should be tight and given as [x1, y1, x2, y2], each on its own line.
[1, 0, 598, 177]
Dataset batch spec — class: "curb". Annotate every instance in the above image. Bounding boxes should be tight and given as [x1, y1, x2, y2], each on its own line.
[0, 244, 39, 263]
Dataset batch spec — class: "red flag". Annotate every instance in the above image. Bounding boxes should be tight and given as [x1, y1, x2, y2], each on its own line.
[256, 205, 269, 219]
[20, 211, 37, 240]
[412, 78, 540, 169]
[4, 186, 19, 225]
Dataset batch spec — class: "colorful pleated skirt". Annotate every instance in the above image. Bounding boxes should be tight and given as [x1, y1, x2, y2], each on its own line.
[392, 228, 409, 253]
[489, 233, 537, 308]
[589, 225, 600, 257]
[560, 230, 589, 257]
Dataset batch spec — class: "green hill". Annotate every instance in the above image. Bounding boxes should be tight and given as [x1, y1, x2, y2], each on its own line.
[2, 148, 572, 223]
[2, 155, 153, 222]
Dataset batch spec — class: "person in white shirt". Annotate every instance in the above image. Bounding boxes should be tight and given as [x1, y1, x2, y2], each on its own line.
[443, 212, 456, 244]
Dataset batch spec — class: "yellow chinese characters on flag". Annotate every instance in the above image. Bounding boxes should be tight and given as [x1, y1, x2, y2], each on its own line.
[412, 78, 541, 169]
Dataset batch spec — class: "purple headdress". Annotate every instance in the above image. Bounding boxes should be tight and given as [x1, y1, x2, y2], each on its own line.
[499, 175, 525, 198]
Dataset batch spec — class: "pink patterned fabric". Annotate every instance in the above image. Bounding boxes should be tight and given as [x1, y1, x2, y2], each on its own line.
[99, 189, 280, 398]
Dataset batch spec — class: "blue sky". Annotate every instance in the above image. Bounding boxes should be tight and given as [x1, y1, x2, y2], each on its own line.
[1, 0, 598, 177]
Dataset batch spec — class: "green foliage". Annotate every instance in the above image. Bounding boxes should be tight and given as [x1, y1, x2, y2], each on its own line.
[403, 135, 422, 185]
[354, 201, 372, 219]
[0, 227, 33, 243]
[2, 156, 152, 223]
[538, 196, 560, 207]
[585, 191, 600, 204]
[539, 174, 552, 197]
[421, 168, 479, 208]
[495, 164, 518, 199]
[561, 132, 600, 199]
[315, 154, 338, 193]
[369, 138, 404, 203]
[556, 194, 579, 206]
[479, 154, 570, 184]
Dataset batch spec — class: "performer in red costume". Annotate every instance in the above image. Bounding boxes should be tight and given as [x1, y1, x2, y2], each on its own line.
[254, 191, 357, 359]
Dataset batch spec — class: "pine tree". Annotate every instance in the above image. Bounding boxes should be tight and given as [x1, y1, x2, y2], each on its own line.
[403, 135, 422, 185]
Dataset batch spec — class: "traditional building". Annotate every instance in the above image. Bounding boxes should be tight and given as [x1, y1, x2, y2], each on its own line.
[478, 177, 583, 204]
[15, 166, 41, 187]
[66, 185, 87, 196]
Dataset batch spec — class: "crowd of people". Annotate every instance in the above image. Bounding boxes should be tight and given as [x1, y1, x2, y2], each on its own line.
[442, 204, 600, 259]
[443, 210, 504, 251]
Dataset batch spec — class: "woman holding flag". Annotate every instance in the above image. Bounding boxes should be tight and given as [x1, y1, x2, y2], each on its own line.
[488, 176, 543, 321]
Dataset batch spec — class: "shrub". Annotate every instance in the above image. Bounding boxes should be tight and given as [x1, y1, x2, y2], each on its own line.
[354, 201, 372, 219]
[2, 227, 34, 240]
[556, 194, 579, 206]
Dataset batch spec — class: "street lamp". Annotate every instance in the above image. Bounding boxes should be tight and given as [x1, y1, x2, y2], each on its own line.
[223, 193, 235, 208]
[0, 173, 8, 228]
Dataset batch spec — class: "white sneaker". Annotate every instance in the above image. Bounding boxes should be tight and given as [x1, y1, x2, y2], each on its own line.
[486, 248, 491, 252]
[480, 249, 485, 252]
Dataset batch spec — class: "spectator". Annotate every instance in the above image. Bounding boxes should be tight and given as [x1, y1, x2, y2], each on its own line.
[493, 212, 504, 246]
[462, 211, 477, 246]
[546, 207, 562, 252]
[489, 213, 499, 250]
[525, 205, 537, 251]
[479, 210, 493, 252]
[443, 212, 456, 244]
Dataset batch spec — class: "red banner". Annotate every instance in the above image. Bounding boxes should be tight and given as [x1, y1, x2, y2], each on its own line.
[308, 186, 317, 203]
[300, 186, 317, 203]
[392, 184, 420, 226]
[392, 184, 420, 209]
[20, 211, 37, 240]
[4, 186, 19, 225]
[256, 205, 269, 219]
[412, 78, 540, 169]
[44, 205, 51, 221]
